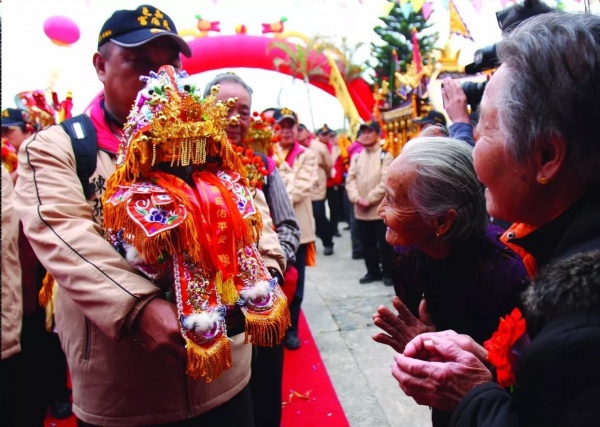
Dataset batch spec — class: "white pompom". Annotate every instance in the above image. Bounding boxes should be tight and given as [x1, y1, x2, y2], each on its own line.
[182, 312, 220, 333]
[240, 280, 271, 300]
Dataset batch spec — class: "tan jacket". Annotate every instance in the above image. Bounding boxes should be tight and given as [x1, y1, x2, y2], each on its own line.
[1, 165, 23, 360]
[14, 124, 284, 426]
[275, 145, 317, 244]
[345, 144, 393, 221]
[307, 140, 331, 201]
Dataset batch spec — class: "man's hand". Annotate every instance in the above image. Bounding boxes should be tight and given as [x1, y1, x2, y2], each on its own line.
[372, 296, 435, 353]
[442, 77, 470, 124]
[134, 298, 187, 364]
[392, 336, 493, 411]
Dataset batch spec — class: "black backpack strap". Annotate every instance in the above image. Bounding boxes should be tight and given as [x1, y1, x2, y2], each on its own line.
[60, 114, 98, 198]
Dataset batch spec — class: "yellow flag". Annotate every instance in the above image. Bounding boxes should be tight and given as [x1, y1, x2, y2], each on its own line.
[411, 0, 425, 12]
[326, 55, 361, 138]
[449, 0, 473, 40]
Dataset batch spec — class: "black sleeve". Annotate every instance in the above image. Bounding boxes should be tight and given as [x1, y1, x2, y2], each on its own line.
[450, 383, 514, 427]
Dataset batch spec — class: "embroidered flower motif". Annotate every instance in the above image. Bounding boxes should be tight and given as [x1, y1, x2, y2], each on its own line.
[484, 307, 528, 388]
[145, 207, 171, 224]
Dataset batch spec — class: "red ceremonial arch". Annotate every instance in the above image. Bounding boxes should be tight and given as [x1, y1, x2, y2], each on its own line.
[181, 35, 374, 120]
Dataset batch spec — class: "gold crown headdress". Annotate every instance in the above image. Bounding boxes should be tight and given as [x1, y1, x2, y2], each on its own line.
[102, 66, 289, 382]
[115, 66, 245, 180]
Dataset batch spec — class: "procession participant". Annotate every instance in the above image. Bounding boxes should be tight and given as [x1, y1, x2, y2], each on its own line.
[202, 72, 300, 272]
[103, 64, 290, 384]
[311, 124, 335, 255]
[273, 107, 318, 350]
[15, 5, 283, 426]
[2, 97, 73, 424]
[203, 72, 300, 427]
[2, 108, 33, 180]
[346, 120, 393, 286]
[1, 164, 24, 426]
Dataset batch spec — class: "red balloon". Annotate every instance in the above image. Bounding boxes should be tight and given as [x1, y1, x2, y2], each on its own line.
[43, 16, 80, 46]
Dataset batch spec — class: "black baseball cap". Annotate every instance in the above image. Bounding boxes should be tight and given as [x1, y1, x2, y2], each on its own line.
[358, 120, 381, 134]
[298, 123, 308, 131]
[413, 110, 447, 127]
[316, 124, 331, 135]
[273, 107, 298, 124]
[98, 5, 191, 57]
[1, 108, 26, 127]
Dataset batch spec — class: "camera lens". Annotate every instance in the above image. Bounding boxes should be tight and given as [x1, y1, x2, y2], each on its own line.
[461, 81, 487, 111]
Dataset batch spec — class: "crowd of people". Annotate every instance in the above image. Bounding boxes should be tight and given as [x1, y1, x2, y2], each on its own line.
[2, 3, 600, 427]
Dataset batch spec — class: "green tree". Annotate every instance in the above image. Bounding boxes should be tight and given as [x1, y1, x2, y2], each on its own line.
[370, 2, 439, 108]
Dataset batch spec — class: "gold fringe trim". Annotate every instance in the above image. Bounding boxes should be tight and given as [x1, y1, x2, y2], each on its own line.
[186, 335, 232, 383]
[216, 272, 239, 305]
[244, 297, 291, 347]
[103, 178, 213, 273]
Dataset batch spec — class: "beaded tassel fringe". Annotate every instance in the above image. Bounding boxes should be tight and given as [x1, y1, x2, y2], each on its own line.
[186, 334, 232, 383]
[244, 296, 291, 347]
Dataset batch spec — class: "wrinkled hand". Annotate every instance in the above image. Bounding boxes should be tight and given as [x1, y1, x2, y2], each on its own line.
[442, 78, 470, 124]
[392, 335, 493, 411]
[134, 298, 187, 364]
[404, 330, 488, 364]
[372, 296, 435, 353]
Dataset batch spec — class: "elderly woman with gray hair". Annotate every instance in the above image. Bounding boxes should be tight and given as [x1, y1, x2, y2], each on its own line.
[390, 12, 600, 426]
[372, 136, 528, 427]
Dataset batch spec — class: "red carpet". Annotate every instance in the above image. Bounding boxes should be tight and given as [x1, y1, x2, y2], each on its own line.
[46, 311, 348, 427]
[281, 311, 350, 427]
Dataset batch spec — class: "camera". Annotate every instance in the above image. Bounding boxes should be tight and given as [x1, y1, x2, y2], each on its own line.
[464, 44, 499, 75]
[462, 41, 498, 111]
[461, 81, 487, 112]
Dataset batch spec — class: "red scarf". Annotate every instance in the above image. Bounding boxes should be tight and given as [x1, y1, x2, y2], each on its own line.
[85, 92, 122, 154]
[284, 141, 305, 167]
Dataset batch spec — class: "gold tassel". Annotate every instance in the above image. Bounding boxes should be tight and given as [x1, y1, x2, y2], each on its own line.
[39, 272, 55, 308]
[244, 297, 291, 347]
[185, 335, 232, 383]
[216, 272, 239, 305]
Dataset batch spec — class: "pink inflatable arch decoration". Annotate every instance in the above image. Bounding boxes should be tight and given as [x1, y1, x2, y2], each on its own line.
[181, 35, 374, 120]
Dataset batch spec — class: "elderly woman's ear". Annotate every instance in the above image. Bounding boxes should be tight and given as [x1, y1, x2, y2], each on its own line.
[433, 209, 457, 238]
[534, 135, 567, 185]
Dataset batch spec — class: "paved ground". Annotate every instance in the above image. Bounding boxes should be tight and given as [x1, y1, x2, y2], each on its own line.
[301, 227, 432, 427]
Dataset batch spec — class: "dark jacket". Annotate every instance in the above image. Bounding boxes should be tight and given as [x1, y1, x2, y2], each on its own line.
[450, 192, 600, 427]
[392, 223, 528, 427]
[393, 224, 528, 345]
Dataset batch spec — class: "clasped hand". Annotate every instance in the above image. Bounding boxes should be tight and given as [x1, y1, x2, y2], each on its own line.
[392, 330, 493, 412]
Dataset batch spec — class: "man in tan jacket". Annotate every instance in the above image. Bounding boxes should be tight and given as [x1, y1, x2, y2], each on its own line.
[1, 164, 24, 426]
[14, 5, 284, 427]
[273, 108, 318, 350]
[346, 120, 394, 287]
[308, 124, 335, 256]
